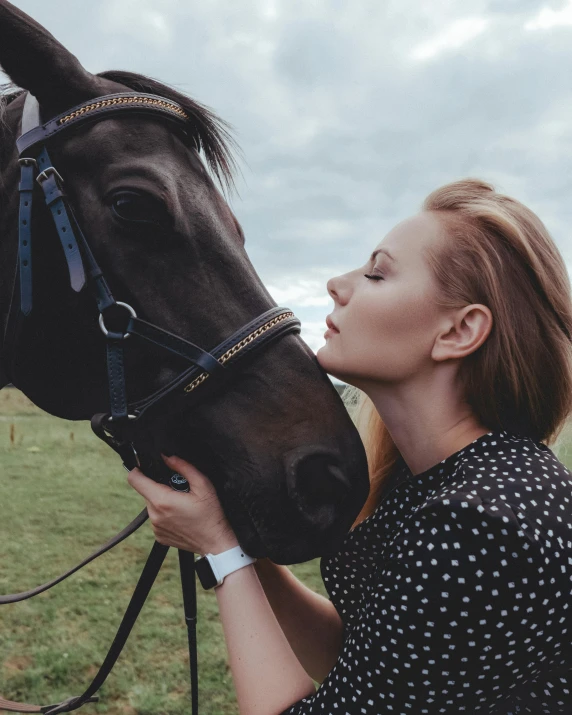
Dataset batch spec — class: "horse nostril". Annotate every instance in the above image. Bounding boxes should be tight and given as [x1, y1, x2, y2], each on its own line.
[285, 448, 352, 519]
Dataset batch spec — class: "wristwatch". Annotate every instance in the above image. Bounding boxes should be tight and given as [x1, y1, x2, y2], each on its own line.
[195, 545, 257, 589]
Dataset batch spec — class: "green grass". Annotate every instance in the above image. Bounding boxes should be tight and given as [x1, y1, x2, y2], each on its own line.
[3, 388, 572, 715]
[0, 388, 327, 715]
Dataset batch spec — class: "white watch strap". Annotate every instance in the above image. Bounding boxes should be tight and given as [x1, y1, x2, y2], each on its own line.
[207, 545, 257, 587]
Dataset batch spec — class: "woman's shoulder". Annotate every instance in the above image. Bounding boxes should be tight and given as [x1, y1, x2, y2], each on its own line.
[340, 428, 572, 563]
[435, 429, 572, 511]
[412, 429, 572, 552]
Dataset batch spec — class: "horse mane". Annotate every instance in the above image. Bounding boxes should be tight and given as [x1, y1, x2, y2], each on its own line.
[0, 71, 240, 192]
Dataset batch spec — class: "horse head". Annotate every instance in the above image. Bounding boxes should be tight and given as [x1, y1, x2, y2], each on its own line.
[0, 0, 369, 564]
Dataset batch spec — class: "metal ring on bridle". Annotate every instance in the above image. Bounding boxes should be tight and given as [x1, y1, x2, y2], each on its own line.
[98, 301, 137, 339]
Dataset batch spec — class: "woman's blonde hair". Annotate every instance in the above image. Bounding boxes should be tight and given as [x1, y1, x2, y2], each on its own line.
[345, 178, 572, 528]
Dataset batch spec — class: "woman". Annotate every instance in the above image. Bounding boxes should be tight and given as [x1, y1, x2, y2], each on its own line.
[128, 178, 572, 714]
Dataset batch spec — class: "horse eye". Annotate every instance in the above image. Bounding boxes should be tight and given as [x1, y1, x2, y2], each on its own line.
[110, 190, 170, 227]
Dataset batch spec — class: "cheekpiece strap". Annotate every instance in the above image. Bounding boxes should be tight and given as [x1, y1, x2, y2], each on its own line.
[17, 159, 36, 315]
[36, 147, 86, 294]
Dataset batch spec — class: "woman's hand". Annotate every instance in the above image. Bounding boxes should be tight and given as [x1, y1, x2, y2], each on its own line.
[130, 455, 317, 714]
[127, 454, 239, 555]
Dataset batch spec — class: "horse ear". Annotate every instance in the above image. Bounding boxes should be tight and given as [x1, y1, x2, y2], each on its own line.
[0, 0, 101, 116]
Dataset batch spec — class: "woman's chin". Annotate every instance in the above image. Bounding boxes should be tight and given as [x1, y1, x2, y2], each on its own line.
[316, 346, 346, 382]
[316, 344, 330, 369]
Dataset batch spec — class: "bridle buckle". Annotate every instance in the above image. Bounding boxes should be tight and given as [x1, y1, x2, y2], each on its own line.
[36, 166, 64, 186]
[18, 157, 38, 169]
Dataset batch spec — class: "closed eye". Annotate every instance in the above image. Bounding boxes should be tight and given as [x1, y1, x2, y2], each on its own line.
[363, 273, 384, 281]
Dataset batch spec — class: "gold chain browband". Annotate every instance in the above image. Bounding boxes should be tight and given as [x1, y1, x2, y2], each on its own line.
[58, 96, 189, 125]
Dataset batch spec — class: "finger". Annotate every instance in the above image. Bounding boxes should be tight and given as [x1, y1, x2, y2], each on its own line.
[127, 467, 175, 501]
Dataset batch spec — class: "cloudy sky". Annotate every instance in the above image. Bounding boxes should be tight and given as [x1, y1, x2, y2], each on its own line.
[3, 0, 572, 357]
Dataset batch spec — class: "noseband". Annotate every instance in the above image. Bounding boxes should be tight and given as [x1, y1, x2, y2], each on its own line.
[0, 91, 302, 715]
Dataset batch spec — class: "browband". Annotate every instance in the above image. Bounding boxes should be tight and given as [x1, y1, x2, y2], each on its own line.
[17, 92, 190, 155]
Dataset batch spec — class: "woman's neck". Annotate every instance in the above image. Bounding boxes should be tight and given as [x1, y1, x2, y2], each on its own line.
[364, 369, 490, 476]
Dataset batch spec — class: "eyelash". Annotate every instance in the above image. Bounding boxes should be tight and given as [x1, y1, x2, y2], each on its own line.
[363, 273, 384, 281]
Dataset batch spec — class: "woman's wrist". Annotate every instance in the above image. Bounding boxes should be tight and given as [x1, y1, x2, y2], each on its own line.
[202, 531, 240, 556]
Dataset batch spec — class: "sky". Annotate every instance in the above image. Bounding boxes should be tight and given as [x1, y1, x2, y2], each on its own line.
[2, 0, 572, 360]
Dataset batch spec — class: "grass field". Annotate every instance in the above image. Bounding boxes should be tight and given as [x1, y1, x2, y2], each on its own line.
[3, 389, 572, 715]
[0, 388, 327, 715]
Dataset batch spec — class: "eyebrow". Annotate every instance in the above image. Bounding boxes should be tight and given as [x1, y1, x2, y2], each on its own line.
[370, 248, 396, 262]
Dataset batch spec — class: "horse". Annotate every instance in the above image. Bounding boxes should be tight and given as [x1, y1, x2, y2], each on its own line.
[0, 4, 371, 712]
[0, 0, 369, 569]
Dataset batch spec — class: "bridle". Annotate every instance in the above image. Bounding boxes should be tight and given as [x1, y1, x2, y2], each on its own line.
[4, 90, 301, 467]
[0, 91, 301, 714]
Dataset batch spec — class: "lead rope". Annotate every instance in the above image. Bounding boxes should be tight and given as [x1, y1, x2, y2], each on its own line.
[179, 551, 199, 714]
[40, 541, 171, 715]
[0, 412, 201, 715]
[0, 532, 199, 714]
[0, 539, 168, 714]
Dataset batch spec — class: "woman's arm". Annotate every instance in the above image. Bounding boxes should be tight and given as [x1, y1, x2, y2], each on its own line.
[127, 458, 318, 714]
[254, 558, 344, 683]
[215, 562, 316, 715]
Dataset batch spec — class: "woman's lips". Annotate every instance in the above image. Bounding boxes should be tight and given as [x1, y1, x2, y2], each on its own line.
[324, 315, 340, 338]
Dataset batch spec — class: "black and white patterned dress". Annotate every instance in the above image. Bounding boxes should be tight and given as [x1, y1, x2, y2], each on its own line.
[280, 429, 572, 714]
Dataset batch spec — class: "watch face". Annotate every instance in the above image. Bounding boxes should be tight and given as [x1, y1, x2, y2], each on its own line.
[195, 556, 218, 590]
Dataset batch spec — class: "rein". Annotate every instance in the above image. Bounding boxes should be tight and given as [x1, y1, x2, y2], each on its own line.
[0, 91, 301, 714]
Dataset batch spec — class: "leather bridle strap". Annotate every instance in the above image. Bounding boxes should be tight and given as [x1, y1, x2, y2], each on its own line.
[0, 508, 154, 712]
[0, 509, 148, 605]
[125, 317, 226, 377]
[0, 541, 169, 714]
[17, 158, 35, 316]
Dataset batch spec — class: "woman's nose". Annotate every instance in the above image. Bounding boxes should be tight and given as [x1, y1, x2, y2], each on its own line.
[326, 276, 338, 301]
[327, 274, 349, 304]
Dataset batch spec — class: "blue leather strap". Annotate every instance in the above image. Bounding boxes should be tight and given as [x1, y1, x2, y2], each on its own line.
[36, 148, 86, 294]
[106, 339, 129, 421]
[65, 202, 116, 313]
[41, 541, 169, 715]
[18, 159, 36, 315]
[127, 316, 226, 377]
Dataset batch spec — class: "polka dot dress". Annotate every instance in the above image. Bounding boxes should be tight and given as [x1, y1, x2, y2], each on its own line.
[279, 429, 572, 714]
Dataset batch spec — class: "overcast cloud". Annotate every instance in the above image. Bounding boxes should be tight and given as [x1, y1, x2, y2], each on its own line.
[3, 0, 572, 355]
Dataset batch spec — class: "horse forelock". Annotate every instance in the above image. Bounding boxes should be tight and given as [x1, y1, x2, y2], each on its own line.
[98, 71, 240, 195]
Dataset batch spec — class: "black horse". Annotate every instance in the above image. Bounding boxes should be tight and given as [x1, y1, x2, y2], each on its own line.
[0, 0, 369, 566]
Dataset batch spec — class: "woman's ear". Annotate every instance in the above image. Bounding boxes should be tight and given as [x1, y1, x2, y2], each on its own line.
[432, 304, 493, 362]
